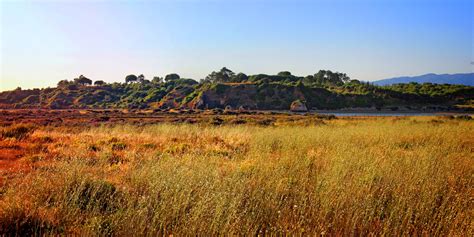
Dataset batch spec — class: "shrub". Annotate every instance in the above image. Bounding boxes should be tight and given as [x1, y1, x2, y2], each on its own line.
[0, 124, 36, 140]
[455, 115, 472, 120]
[212, 108, 223, 114]
[111, 142, 127, 151]
[231, 119, 247, 124]
[210, 117, 224, 125]
[107, 137, 120, 143]
[88, 144, 101, 152]
[445, 115, 473, 120]
[315, 114, 337, 120]
[256, 118, 274, 126]
[0, 206, 56, 236]
[66, 179, 119, 213]
[213, 84, 230, 95]
[35, 136, 54, 143]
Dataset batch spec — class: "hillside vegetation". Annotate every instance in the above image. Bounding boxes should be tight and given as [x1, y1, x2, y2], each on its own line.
[0, 117, 472, 235]
[1, 69, 473, 110]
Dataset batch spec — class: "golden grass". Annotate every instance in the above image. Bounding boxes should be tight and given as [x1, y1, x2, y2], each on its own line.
[0, 117, 473, 235]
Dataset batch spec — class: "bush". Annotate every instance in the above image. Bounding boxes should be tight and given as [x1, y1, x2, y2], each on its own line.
[88, 144, 101, 152]
[210, 117, 224, 125]
[111, 142, 127, 151]
[67, 179, 120, 213]
[212, 84, 230, 95]
[231, 118, 247, 124]
[256, 118, 274, 126]
[445, 115, 473, 120]
[455, 115, 472, 120]
[0, 206, 56, 236]
[315, 114, 337, 120]
[0, 124, 36, 140]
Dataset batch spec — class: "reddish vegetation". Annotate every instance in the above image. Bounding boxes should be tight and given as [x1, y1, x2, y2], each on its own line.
[0, 140, 29, 186]
[0, 108, 337, 127]
[0, 108, 334, 187]
[0, 109, 472, 235]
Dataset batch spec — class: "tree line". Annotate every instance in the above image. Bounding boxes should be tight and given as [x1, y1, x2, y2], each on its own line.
[57, 67, 357, 88]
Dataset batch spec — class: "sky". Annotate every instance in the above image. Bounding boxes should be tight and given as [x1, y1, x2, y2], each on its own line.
[0, 0, 472, 91]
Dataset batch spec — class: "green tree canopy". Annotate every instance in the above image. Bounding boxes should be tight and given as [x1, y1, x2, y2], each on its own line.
[57, 79, 72, 88]
[74, 75, 92, 86]
[277, 71, 292, 77]
[308, 70, 351, 86]
[205, 67, 235, 83]
[165, 73, 180, 82]
[94, 80, 106, 86]
[152, 76, 163, 84]
[137, 74, 145, 83]
[234, 73, 248, 82]
[125, 74, 138, 83]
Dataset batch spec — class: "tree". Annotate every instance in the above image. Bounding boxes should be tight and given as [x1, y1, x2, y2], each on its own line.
[234, 73, 248, 82]
[340, 73, 350, 83]
[199, 78, 211, 84]
[125, 74, 138, 83]
[74, 75, 92, 86]
[152, 76, 163, 84]
[277, 71, 292, 77]
[349, 79, 361, 84]
[311, 70, 350, 86]
[205, 67, 235, 83]
[137, 74, 145, 83]
[94, 80, 105, 86]
[302, 75, 314, 85]
[165, 73, 180, 82]
[57, 79, 72, 88]
[313, 70, 327, 85]
[220, 67, 234, 79]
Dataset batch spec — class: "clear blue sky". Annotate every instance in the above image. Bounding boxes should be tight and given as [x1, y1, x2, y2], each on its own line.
[1, 0, 472, 90]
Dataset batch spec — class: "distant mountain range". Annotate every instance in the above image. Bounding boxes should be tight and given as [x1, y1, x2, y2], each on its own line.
[373, 73, 474, 86]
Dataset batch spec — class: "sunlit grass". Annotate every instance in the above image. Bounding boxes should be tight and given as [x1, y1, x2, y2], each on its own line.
[0, 117, 472, 235]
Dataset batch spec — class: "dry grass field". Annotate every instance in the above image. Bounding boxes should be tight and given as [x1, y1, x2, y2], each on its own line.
[0, 112, 473, 235]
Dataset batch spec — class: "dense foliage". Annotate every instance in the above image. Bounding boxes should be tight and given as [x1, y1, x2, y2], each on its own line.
[1, 68, 473, 110]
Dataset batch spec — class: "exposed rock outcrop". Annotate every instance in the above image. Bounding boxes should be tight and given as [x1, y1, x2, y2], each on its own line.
[290, 100, 308, 112]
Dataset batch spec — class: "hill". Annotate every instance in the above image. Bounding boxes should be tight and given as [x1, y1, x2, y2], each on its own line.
[373, 73, 474, 86]
[1, 69, 473, 111]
